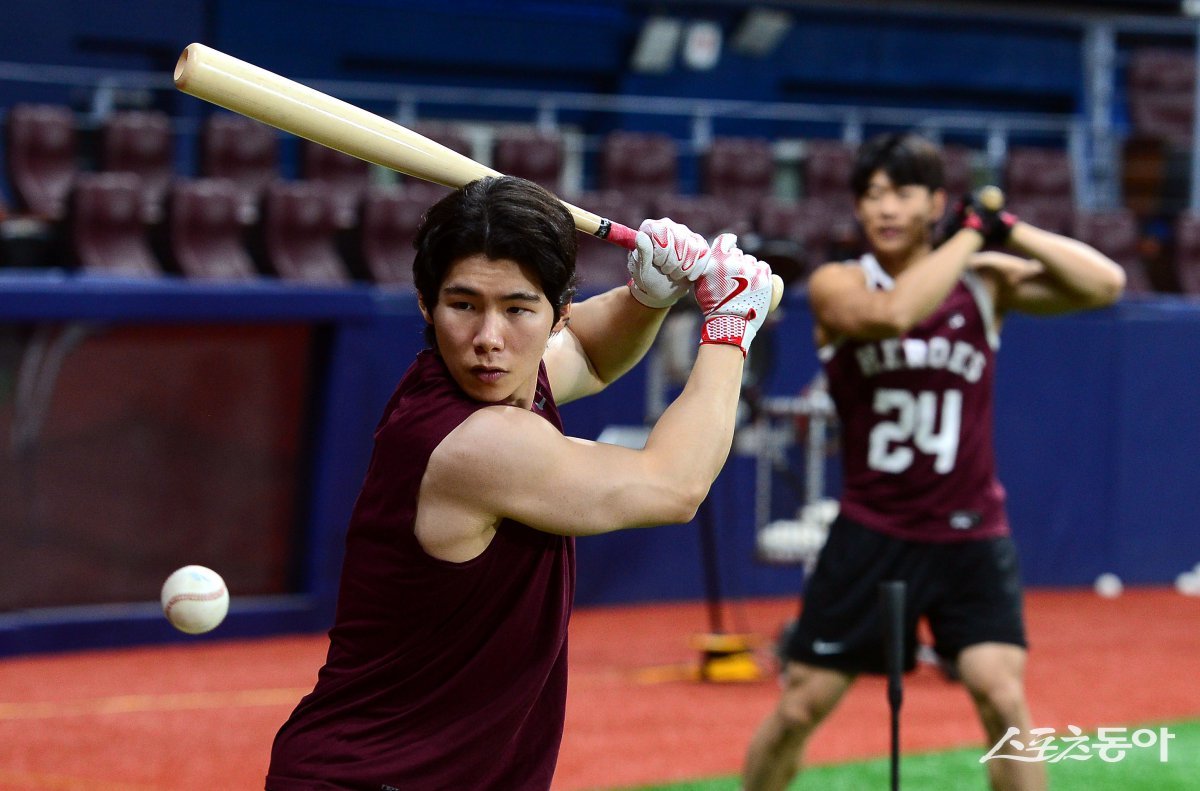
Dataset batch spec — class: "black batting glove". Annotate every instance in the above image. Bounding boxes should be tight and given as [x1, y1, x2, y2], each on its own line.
[946, 186, 1018, 247]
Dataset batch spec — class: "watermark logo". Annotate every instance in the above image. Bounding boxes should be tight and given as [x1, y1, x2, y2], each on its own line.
[981, 726, 1175, 764]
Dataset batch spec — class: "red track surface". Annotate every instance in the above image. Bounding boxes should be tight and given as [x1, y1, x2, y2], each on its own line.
[0, 588, 1196, 790]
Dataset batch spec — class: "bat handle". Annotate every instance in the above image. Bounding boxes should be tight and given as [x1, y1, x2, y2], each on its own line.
[596, 219, 639, 251]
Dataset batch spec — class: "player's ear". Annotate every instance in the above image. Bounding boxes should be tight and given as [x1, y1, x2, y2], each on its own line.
[931, 187, 948, 223]
[551, 301, 572, 335]
[417, 292, 433, 324]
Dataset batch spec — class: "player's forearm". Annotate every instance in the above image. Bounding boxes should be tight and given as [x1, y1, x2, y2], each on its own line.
[888, 229, 983, 329]
[641, 343, 745, 517]
[1009, 223, 1126, 306]
[567, 286, 669, 385]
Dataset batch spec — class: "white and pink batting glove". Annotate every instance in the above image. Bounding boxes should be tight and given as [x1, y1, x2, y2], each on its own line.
[694, 233, 774, 357]
[627, 218, 711, 309]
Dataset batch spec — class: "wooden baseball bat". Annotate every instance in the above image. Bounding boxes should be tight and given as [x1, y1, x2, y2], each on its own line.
[173, 43, 784, 311]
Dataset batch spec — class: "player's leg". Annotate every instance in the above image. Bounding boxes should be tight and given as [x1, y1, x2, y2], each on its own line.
[957, 642, 1046, 791]
[929, 535, 1043, 791]
[743, 516, 921, 791]
[743, 661, 854, 791]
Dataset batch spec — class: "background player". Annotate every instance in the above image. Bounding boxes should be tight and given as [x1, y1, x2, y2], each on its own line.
[266, 176, 776, 790]
[738, 133, 1125, 791]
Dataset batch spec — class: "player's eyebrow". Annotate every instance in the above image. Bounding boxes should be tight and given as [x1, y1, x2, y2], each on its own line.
[442, 285, 542, 303]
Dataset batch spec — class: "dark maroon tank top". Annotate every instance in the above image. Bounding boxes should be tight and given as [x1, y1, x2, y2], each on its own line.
[822, 255, 1008, 543]
[267, 350, 575, 790]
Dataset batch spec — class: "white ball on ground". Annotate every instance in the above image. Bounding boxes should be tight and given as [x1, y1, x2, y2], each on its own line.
[1093, 572, 1123, 599]
[161, 565, 230, 634]
[1175, 571, 1200, 597]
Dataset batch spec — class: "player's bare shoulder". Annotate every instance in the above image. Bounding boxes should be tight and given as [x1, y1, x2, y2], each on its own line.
[426, 405, 553, 493]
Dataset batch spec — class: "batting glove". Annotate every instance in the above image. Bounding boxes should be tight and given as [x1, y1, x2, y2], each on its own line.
[945, 186, 1018, 247]
[694, 233, 775, 357]
[627, 218, 711, 308]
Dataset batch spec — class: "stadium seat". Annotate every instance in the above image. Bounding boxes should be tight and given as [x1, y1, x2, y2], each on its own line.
[1128, 92, 1194, 149]
[600, 131, 679, 203]
[701, 136, 775, 207]
[802, 139, 855, 200]
[1004, 196, 1075, 236]
[941, 144, 977, 199]
[1173, 211, 1200, 295]
[66, 172, 160, 276]
[565, 190, 648, 294]
[101, 110, 174, 223]
[652, 193, 753, 239]
[492, 127, 563, 192]
[164, 178, 256, 281]
[1072, 208, 1151, 294]
[4, 103, 79, 221]
[352, 184, 427, 286]
[300, 139, 371, 230]
[257, 180, 350, 284]
[1003, 146, 1073, 203]
[757, 195, 860, 268]
[200, 113, 279, 223]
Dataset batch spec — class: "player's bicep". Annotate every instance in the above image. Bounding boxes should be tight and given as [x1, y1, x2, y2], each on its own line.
[808, 263, 897, 340]
[437, 407, 692, 536]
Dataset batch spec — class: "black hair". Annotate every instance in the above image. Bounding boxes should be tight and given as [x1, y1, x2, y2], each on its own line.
[849, 133, 945, 198]
[412, 176, 578, 346]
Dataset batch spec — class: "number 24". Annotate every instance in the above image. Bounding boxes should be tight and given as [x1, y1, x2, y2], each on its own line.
[868, 388, 962, 474]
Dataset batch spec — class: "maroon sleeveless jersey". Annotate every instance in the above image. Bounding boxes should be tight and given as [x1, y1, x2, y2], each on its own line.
[267, 350, 575, 790]
[822, 255, 1008, 543]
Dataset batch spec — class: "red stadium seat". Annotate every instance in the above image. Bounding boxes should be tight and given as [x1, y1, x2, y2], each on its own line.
[258, 181, 350, 284]
[1173, 211, 1200, 295]
[66, 172, 160, 276]
[1005, 196, 1075, 236]
[1072, 208, 1151, 294]
[164, 178, 256, 281]
[701, 136, 775, 207]
[4, 103, 79, 221]
[353, 184, 428, 287]
[802, 139, 855, 200]
[492, 127, 563, 192]
[600, 131, 679, 203]
[101, 110, 174, 223]
[652, 193, 753, 239]
[757, 195, 860, 268]
[941, 144, 977, 199]
[1003, 146, 1073, 203]
[300, 139, 371, 230]
[200, 113, 279, 223]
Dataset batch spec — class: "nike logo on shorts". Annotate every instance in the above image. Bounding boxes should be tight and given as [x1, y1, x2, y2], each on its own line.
[812, 639, 845, 655]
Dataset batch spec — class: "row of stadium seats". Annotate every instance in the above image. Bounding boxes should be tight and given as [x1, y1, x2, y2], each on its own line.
[0, 102, 1191, 294]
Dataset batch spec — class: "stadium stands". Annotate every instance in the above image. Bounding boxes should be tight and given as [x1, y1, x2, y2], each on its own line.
[101, 110, 173, 223]
[300, 139, 371, 231]
[492, 127, 564, 192]
[66, 172, 159, 276]
[200, 113, 279, 224]
[701, 136, 775, 207]
[163, 178, 257, 281]
[256, 180, 350, 284]
[600, 131, 679, 203]
[352, 184, 426, 287]
[4, 103, 78, 221]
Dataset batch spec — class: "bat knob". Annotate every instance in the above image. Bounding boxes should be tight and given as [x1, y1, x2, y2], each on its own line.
[769, 274, 785, 313]
[977, 185, 1005, 213]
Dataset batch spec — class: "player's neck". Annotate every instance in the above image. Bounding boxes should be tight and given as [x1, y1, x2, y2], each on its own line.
[872, 242, 933, 277]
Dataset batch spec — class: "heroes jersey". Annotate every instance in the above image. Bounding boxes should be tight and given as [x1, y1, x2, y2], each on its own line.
[820, 254, 1009, 543]
[267, 349, 575, 791]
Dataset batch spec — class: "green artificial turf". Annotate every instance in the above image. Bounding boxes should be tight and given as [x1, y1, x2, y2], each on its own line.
[614, 719, 1198, 791]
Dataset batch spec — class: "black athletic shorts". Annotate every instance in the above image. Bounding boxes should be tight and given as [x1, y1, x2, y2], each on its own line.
[783, 514, 1027, 675]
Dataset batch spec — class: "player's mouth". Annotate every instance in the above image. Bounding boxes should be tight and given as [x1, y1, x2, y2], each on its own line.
[471, 365, 507, 383]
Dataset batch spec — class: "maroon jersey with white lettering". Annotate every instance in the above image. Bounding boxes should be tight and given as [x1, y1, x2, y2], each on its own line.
[267, 350, 574, 790]
[822, 254, 1008, 542]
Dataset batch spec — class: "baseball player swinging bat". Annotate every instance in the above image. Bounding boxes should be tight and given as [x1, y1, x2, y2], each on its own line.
[173, 43, 784, 311]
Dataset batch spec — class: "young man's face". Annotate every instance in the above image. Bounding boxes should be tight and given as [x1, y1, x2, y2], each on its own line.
[854, 170, 945, 260]
[420, 253, 567, 408]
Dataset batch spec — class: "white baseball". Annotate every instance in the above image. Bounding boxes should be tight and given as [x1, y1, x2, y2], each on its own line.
[1093, 572, 1123, 599]
[161, 565, 230, 634]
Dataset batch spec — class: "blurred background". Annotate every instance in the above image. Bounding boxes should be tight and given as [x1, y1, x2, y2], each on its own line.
[1, 0, 1199, 656]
